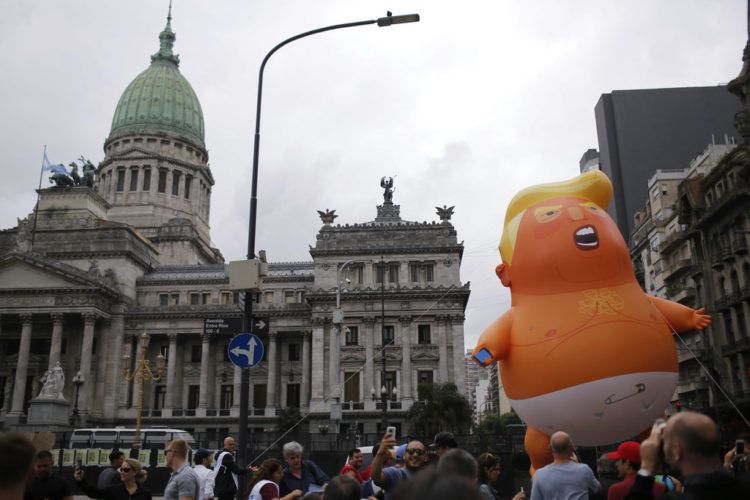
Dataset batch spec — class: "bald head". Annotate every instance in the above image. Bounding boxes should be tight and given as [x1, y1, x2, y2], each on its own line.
[665, 412, 720, 460]
[550, 432, 573, 456]
[224, 437, 236, 452]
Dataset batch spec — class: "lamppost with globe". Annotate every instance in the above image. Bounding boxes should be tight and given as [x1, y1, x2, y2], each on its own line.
[69, 371, 85, 426]
[122, 332, 166, 449]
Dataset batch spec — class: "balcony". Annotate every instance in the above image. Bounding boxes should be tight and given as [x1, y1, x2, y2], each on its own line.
[697, 183, 750, 227]
[376, 401, 402, 410]
[342, 401, 365, 411]
[663, 258, 696, 282]
[669, 285, 696, 305]
[659, 229, 689, 254]
[714, 292, 741, 311]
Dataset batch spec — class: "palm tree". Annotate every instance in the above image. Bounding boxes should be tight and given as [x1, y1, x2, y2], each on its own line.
[406, 382, 473, 436]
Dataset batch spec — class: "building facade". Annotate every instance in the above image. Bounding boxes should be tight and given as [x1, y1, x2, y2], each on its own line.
[0, 13, 469, 443]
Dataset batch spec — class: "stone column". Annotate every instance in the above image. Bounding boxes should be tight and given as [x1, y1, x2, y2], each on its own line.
[165, 334, 178, 410]
[120, 333, 134, 409]
[725, 357, 737, 395]
[48, 313, 64, 370]
[363, 317, 375, 410]
[310, 319, 325, 406]
[437, 315, 449, 382]
[265, 332, 279, 415]
[92, 318, 111, 417]
[399, 316, 413, 407]
[729, 308, 740, 344]
[737, 353, 749, 392]
[451, 315, 466, 393]
[301, 331, 311, 411]
[198, 334, 211, 410]
[232, 364, 241, 415]
[78, 313, 97, 415]
[329, 324, 338, 399]
[105, 313, 125, 417]
[8, 314, 33, 417]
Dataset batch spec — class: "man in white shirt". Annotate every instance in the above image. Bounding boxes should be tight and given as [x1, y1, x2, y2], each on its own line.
[192, 449, 213, 500]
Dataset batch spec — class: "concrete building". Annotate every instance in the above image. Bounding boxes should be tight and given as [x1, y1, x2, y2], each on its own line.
[588, 86, 739, 238]
[0, 12, 469, 443]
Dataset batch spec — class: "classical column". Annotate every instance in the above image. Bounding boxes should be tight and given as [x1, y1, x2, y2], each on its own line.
[48, 313, 64, 370]
[363, 317, 375, 410]
[725, 357, 737, 395]
[329, 323, 338, 399]
[165, 334, 178, 410]
[265, 332, 279, 415]
[8, 314, 33, 417]
[399, 316, 413, 406]
[729, 308, 740, 344]
[301, 331, 311, 411]
[105, 313, 125, 417]
[310, 319, 325, 406]
[737, 353, 750, 392]
[78, 313, 97, 415]
[120, 333, 134, 409]
[198, 334, 211, 409]
[451, 315, 466, 392]
[92, 318, 111, 417]
[437, 315, 449, 383]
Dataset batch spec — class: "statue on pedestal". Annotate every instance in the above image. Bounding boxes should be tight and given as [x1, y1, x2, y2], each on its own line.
[37, 363, 66, 400]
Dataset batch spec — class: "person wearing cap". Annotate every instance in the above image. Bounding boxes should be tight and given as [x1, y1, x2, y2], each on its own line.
[192, 449, 213, 500]
[606, 441, 665, 500]
[433, 432, 458, 458]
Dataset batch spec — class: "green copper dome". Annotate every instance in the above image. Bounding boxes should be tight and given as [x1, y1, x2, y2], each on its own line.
[109, 11, 205, 148]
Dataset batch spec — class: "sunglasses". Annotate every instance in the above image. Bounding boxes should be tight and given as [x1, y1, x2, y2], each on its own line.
[406, 448, 426, 456]
[119, 467, 132, 473]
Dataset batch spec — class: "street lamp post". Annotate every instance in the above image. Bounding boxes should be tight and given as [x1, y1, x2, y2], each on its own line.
[238, 12, 419, 485]
[69, 371, 84, 426]
[122, 332, 166, 449]
[332, 259, 356, 427]
[371, 384, 398, 430]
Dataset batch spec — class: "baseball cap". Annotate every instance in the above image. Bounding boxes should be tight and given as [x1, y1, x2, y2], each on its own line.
[194, 449, 211, 464]
[606, 441, 641, 463]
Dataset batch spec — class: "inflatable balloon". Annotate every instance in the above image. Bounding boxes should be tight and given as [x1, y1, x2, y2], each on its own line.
[472, 170, 710, 472]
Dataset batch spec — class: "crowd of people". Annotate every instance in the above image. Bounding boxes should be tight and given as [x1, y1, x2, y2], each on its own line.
[2, 410, 750, 500]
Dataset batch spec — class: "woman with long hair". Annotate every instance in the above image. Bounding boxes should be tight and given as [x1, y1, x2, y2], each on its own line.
[74, 457, 151, 500]
[477, 453, 502, 500]
[247, 458, 302, 500]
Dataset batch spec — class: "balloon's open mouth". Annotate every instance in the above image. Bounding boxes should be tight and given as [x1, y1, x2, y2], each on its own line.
[574, 225, 598, 250]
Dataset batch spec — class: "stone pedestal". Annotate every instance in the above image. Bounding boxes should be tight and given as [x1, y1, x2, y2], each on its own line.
[27, 398, 71, 426]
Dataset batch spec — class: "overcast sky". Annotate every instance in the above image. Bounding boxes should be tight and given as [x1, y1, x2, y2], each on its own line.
[0, 0, 745, 349]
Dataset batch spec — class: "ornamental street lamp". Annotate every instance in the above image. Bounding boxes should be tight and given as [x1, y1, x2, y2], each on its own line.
[332, 259, 356, 426]
[237, 12, 419, 485]
[69, 371, 85, 426]
[371, 384, 398, 430]
[122, 332, 166, 449]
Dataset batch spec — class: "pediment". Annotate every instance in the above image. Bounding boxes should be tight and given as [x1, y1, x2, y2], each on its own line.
[0, 253, 119, 297]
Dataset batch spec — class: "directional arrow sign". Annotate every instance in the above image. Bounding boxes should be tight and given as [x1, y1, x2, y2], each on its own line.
[227, 333, 264, 369]
[252, 317, 269, 335]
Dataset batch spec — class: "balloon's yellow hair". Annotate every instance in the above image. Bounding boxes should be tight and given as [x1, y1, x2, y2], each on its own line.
[499, 170, 613, 264]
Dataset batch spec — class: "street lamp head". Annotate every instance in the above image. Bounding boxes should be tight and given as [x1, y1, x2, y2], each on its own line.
[156, 353, 166, 374]
[381, 385, 387, 395]
[377, 13, 420, 27]
[73, 371, 85, 386]
[139, 331, 150, 347]
[392, 386, 398, 397]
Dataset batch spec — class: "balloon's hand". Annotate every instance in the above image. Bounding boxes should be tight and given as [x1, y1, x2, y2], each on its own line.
[692, 308, 711, 330]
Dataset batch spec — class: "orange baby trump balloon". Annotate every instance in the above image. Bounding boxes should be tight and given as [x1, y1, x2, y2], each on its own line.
[472, 170, 710, 469]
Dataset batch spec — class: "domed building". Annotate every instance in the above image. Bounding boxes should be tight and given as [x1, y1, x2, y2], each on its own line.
[0, 9, 469, 449]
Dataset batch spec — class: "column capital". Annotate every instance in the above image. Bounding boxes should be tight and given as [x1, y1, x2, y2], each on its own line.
[202, 333, 211, 343]
[269, 331, 279, 341]
[450, 314, 466, 324]
[436, 314, 449, 324]
[20, 313, 33, 325]
[302, 331, 312, 341]
[168, 333, 178, 342]
[51, 312, 64, 325]
[362, 316, 377, 325]
[101, 317, 112, 329]
[311, 317, 325, 327]
[82, 312, 98, 325]
[399, 315, 412, 325]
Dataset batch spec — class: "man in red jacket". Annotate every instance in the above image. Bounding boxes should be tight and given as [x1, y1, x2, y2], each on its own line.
[607, 441, 665, 500]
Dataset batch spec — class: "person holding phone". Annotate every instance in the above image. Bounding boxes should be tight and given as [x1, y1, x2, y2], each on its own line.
[25, 450, 74, 500]
[627, 412, 750, 499]
[371, 432, 428, 499]
[74, 458, 151, 500]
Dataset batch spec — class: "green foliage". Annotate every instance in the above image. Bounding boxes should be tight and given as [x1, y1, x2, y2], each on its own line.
[478, 411, 522, 436]
[499, 411, 521, 426]
[275, 407, 303, 433]
[406, 383, 473, 436]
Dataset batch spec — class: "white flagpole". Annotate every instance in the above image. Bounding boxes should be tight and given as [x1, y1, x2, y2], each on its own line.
[30, 145, 47, 252]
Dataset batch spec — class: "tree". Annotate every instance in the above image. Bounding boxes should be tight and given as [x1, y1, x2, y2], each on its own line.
[275, 407, 303, 433]
[477, 411, 522, 436]
[406, 382, 473, 436]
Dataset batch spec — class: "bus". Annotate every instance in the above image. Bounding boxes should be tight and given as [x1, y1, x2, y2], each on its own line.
[68, 427, 196, 450]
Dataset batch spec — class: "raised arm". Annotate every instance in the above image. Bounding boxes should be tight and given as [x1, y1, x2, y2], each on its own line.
[649, 296, 711, 332]
[472, 308, 515, 366]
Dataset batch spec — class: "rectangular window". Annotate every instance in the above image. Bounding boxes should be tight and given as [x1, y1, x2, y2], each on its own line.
[284, 291, 296, 303]
[190, 345, 201, 363]
[382, 371, 397, 401]
[264, 291, 274, 303]
[348, 265, 364, 284]
[410, 263, 435, 283]
[129, 169, 139, 191]
[388, 264, 399, 283]
[157, 169, 167, 193]
[382, 325, 395, 346]
[153, 386, 166, 409]
[253, 384, 267, 409]
[159, 294, 169, 306]
[184, 175, 192, 199]
[202, 292, 211, 304]
[376, 263, 385, 284]
[220, 385, 233, 409]
[418, 324, 431, 344]
[170, 293, 180, 305]
[288, 343, 301, 361]
[345, 326, 359, 346]
[116, 169, 125, 192]
[344, 372, 360, 402]
[187, 385, 200, 409]
[142, 168, 151, 191]
[418, 370, 433, 386]
[190, 293, 201, 305]
[286, 384, 300, 408]
[172, 171, 181, 196]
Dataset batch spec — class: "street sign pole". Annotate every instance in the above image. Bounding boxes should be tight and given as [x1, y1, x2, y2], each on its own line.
[238, 297, 252, 500]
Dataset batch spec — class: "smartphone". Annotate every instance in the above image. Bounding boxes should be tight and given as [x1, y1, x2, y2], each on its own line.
[736, 439, 745, 455]
[654, 418, 667, 434]
[386, 426, 396, 439]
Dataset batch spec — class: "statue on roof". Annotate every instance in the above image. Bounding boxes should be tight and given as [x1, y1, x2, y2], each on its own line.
[317, 209, 338, 225]
[381, 176, 395, 204]
[48, 157, 97, 189]
[436, 205, 455, 222]
[79, 156, 96, 188]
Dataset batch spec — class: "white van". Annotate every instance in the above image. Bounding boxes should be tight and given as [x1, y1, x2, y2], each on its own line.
[69, 427, 196, 449]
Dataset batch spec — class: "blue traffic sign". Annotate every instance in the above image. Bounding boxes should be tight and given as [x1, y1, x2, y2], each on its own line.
[228, 333, 264, 369]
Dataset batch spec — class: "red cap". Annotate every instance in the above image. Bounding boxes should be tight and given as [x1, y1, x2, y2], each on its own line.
[606, 441, 641, 463]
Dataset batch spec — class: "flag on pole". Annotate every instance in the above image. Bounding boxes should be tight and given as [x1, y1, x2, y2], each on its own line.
[41, 151, 68, 174]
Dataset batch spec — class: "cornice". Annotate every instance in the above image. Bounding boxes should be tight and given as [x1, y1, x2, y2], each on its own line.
[305, 284, 471, 303]
[309, 245, 464, 258]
